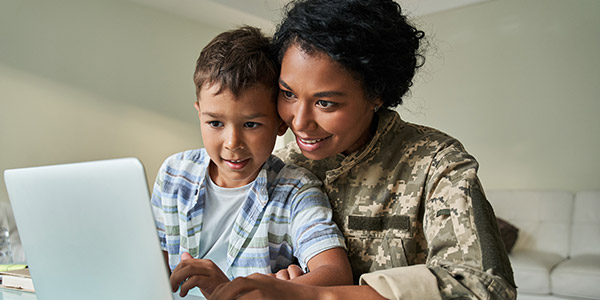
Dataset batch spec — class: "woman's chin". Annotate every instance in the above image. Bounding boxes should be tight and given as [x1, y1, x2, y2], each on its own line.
[296, 143, 326, 160]
[299, 149, 329, 161]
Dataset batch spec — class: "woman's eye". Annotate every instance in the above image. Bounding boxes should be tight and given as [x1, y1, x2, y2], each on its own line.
[208, 121, 223, 128]
[244, 122, 260, 129]
[282, 90, 296, 99]
[316, 100, 335, 109]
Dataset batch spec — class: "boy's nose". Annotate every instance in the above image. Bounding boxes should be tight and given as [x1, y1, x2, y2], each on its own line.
[224, 129, 244, 151]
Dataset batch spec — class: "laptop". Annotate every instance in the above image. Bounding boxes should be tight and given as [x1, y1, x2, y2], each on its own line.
[4, 158, 202, 300]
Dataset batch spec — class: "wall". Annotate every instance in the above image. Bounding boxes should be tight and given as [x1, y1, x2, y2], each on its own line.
[401, 0, 600, 191]
[0, 0, 233, 262]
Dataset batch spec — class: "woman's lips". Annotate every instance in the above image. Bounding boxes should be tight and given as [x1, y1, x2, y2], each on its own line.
[296, 135, 331, 152]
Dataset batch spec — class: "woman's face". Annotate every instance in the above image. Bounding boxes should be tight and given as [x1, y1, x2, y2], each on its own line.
[277, 43, 382, 160]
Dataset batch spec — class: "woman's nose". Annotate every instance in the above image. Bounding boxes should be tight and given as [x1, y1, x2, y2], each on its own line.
[291, 102, 316, 132]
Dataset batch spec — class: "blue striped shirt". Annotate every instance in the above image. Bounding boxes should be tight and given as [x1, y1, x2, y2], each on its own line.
[151, 149, 346, 278]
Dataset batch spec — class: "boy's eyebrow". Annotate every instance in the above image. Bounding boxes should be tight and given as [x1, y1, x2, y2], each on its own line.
[279, 78, 345, 98]
[202, 111, 268, 119]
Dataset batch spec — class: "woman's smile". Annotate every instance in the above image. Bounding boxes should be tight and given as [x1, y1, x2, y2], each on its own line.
[295, 135, 332, 152]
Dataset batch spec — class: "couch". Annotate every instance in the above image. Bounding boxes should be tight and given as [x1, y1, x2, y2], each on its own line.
[487, 190, 600, 300]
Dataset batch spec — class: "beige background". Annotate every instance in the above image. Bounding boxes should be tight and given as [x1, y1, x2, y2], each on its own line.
[1, 0, 599, 262]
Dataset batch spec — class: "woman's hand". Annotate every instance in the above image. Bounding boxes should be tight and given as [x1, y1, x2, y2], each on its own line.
[270, 264, 304, 280]
[208, 273, 387, 300]
[170, 252, 229, 297]
[208, 273, 319, 300]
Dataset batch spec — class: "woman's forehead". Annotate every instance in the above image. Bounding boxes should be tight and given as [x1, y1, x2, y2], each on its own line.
[280, 44, 367, 97]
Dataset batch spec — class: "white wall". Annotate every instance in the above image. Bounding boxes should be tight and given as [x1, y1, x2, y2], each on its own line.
[0, 0, 236, 262]
[401, 0, 600, 191]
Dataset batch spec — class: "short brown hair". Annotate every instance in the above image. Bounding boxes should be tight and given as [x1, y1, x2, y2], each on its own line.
[193, 26, 279, 100]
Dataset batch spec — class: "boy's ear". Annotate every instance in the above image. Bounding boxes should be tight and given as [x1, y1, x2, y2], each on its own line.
[277, 121, 288, 136]
[194, 100, 200, 113]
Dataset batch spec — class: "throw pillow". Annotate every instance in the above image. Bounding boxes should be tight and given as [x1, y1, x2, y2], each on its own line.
[496, 217, 519, 253]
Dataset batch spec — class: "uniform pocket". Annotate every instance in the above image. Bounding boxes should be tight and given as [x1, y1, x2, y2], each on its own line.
[346, 228, 412, 271]
[382, 231, 416, 268]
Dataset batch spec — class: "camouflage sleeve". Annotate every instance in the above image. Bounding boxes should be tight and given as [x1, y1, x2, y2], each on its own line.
[422, 145, 516, 300]
[360, 144, 516, 300]
[360, 264, 443, 299]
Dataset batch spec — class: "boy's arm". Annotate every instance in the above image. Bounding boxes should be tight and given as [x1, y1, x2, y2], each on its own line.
[285, 172, 351, 286]
[170, 252, 230, 297]
[288, 247, 352, 286]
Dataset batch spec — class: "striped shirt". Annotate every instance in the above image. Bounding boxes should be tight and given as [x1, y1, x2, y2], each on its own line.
[151, 149, 345, 278]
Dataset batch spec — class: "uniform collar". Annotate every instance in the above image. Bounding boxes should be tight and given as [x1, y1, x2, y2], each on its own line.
[324, 109, 403, 185]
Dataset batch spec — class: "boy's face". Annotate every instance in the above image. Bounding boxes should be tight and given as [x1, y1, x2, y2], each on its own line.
[195, 84, 287, 188]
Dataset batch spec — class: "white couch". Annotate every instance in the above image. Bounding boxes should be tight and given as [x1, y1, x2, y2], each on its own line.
[487, 190, 600, 300]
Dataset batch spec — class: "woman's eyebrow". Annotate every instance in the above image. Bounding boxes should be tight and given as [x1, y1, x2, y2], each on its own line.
[279, 79, 345, 98]
[314, 91, 344, 98]
[278, 79, 293, 91]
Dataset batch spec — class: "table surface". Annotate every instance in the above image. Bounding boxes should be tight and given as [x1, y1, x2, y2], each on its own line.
[0, 287, 37, 300]
[0, 286, 204, 300]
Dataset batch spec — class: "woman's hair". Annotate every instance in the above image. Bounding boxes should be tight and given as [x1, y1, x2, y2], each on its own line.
[194, 26, 279, 100]
[272, 0, 425, 107]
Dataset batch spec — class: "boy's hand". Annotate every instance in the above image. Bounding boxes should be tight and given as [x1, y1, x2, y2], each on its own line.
[170, 252, 229, 297]
[272, 264, 304, 280]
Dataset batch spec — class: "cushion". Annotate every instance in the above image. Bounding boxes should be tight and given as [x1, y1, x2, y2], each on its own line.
[496, 217, 518, 253]
[551, 254, 600, 299]
[509, 249, 565, 294]
[570, 191, 600, 256]
[486, 190, 573, 257]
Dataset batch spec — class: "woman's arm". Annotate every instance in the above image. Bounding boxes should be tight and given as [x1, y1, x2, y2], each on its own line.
[209, 274, 386, 300]
[413, 145, 516, 299]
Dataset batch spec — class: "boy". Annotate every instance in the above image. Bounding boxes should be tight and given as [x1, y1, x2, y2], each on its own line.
[150, 26, 352, 298]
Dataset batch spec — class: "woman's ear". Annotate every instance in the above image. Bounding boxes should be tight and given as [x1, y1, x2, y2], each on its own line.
[277, 121, 288, 136]
[372, 98, 384, 112]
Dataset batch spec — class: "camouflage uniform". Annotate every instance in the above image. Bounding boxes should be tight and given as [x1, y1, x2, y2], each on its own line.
[275, 109, 516, 300]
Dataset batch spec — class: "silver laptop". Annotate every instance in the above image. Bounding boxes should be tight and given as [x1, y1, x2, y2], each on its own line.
[4, 158, 201, 300]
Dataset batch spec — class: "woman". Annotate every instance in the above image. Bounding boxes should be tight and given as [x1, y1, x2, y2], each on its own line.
[209, 0, 516, 299]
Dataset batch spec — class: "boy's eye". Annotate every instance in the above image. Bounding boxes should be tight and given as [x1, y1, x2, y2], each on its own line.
[244, 122, 260, 129]
[208, 121, 223, 128]
[282, 90, 296, 99]
[316, 100, 335, 109]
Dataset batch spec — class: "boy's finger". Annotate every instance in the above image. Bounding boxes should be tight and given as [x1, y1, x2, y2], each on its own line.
[181, 252, 193, 260]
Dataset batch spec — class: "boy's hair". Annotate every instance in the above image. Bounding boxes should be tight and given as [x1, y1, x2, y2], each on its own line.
[193, 26, 279, 100]
[272, 0, 425, 108]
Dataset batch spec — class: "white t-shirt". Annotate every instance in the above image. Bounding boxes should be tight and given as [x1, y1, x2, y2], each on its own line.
[185, 173, 251, 298]
[200, 173, 251, 274]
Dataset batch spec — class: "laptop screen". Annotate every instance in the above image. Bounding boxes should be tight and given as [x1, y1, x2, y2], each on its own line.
[4, 158, 197, 300]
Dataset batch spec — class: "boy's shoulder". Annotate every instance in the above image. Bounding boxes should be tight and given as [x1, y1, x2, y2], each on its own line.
[160, 149, 209, 176]
[163, 149, 207, 163]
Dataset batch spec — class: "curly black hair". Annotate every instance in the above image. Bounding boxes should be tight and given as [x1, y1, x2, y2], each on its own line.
[272, 0, 425, 107]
